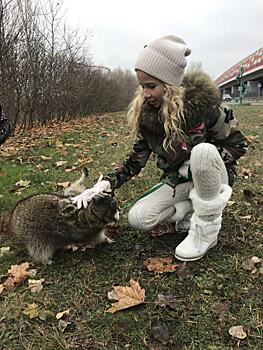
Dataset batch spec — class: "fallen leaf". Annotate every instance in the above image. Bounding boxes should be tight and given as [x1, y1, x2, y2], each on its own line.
[23, 303, 53, 320]
[242, 256, 262, 271]
[55, 160, 67, 167]
[0, 262, 36, 295]
[251, 256, 261, 264]
[229, 325, 247, 339]
[144, 257, 180, 273]
[151, 325, 170, 345]
[0, 247, 11, 257]
[106, 279, 145, 313]
[149, 223, 174, 237]
[242, 256, 262, 280]
[15, 179, 31, 188]
[246, 135, 258, 144]
[28, 279, 45, 293]
[56, 309, 70, 320]
[240, 167, 252, 178]
[240, 215, 252, 220]
[40, 155, 51, 160]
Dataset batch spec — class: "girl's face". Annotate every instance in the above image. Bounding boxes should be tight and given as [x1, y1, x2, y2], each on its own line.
[136, 70, 164, 108]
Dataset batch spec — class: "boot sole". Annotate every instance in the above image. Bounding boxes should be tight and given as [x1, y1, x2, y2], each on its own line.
[174, 240, 217, 262]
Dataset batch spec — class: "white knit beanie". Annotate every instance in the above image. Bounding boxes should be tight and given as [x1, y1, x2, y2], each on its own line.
[134, 35, 191, 86]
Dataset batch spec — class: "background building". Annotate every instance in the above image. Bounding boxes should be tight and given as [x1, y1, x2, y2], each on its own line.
[216, 47, 263, 102]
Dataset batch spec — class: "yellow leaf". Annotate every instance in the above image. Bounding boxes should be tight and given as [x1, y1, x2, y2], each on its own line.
[23, 303, 53, 320]
[56, 309, 70, 319]
[23, 303, 40, 319]
[106, 279, 145, 313]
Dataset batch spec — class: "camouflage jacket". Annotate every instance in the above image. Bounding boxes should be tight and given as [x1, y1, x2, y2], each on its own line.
[105, 71, 247, 189]
[0, 106, 11, 145]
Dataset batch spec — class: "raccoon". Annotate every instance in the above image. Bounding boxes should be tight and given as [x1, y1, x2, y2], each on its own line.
[0, 169, 119, 264]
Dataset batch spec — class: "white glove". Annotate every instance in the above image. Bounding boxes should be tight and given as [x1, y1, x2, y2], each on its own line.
[71, 174, 111, 209]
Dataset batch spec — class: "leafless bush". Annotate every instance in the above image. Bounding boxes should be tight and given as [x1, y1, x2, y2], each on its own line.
[0, 0, 137, 129]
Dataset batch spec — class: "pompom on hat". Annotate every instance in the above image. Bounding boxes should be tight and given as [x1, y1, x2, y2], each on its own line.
[134, 35, 191, 86]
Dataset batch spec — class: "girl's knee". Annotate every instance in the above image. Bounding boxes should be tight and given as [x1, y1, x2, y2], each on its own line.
[128, 205, 159, 231]
[191, 143, 218, 161]
[190, 143, 223, 171]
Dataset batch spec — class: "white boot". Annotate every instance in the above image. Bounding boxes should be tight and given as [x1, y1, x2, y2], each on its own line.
[174, 184, 232, 261]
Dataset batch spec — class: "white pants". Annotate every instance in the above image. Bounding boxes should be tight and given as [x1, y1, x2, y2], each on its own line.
[128, 143, 229, 231]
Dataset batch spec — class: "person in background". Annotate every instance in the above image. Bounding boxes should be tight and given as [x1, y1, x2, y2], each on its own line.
[72, 35, 247, 261]
[0, 105, 11, 145]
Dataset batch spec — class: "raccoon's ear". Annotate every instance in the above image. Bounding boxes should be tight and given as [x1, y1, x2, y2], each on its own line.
[58, 199, 78, 217]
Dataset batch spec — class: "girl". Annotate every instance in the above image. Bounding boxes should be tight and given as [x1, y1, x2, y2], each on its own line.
[73, 35, 247, 261]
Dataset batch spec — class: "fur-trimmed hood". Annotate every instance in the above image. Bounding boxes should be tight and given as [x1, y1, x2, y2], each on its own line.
[182, 70, 220, 119]
[139, 70, 220, 134]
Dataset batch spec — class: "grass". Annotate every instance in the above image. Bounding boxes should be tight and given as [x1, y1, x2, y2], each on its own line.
[0, 106, 263, 349]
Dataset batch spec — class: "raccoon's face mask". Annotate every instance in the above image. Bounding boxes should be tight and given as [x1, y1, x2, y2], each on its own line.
[88, 192, 120, 224]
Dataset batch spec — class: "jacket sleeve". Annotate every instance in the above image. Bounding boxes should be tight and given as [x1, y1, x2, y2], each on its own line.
[103, 131, 152, 189]
[207, 104, 248, 159]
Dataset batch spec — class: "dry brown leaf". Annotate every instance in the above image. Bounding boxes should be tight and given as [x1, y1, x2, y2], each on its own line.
[241, 256, 262, 279]
[149, 223, 174, 237]
[144, 257, 180, 273]
[240, 167, 252, 178]
[229, 325, 247, 339]
[246, 135, 258, 144]
[106, 279, 145, 313]
[0, 262, 36, 295]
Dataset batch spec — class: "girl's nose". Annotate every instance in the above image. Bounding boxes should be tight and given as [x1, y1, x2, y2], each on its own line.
[143, 88, 151, 98]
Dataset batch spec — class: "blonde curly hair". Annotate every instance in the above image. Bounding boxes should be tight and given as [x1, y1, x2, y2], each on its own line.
[127, 84, 186, 151]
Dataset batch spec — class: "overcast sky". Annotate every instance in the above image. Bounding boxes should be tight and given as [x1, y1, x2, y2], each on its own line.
[63, 0, 263, 79]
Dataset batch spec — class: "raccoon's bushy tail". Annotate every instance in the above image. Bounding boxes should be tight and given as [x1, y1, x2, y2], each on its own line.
[0, 215, 12, 236]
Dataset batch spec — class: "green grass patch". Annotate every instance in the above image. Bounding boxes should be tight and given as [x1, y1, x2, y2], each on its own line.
[0, 107, 262, 349]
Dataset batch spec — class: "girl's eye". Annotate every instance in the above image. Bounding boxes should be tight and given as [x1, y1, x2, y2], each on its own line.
[140, 84, 156, 89]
